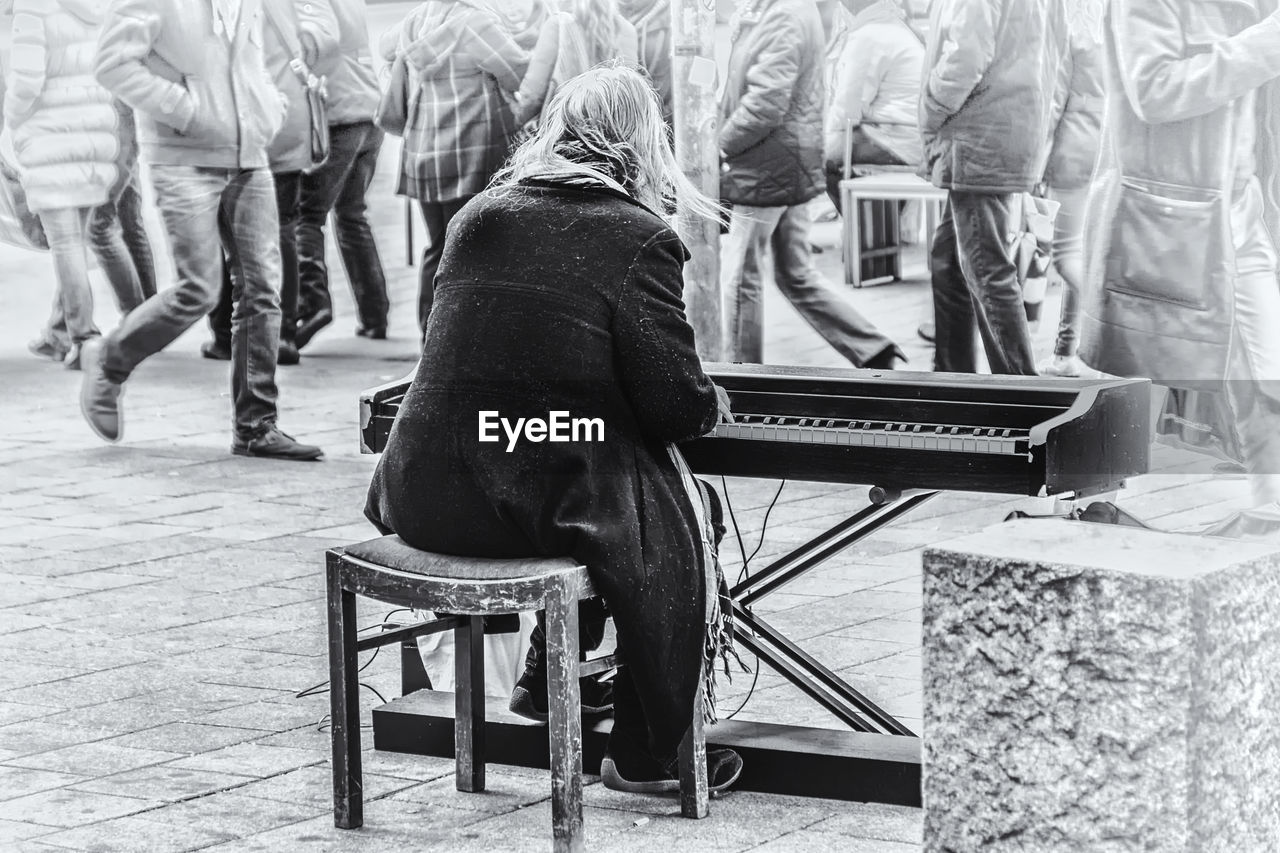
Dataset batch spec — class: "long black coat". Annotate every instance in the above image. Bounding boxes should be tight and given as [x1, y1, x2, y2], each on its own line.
[365, 180, 720, 764]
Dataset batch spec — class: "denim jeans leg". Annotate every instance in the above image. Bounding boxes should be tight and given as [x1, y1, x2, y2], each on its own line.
[274, 171, 303, 343]
[104, 166, 228, 383]
[771, 203, 900, 366]
[298, 122, 366, 319]
[334, 124, 389, 329]
[1047, 185, 1087, 358]
[38, 207, 100, 346]
[220, 168, 283, 441]
[930, 199, 979, 373]
[721, 204, 781, 362]
[117, 175, 158, 300]
[949, 191, 1036, 375]
[207, 261, 234, 347]
[87, 201, 145, 314]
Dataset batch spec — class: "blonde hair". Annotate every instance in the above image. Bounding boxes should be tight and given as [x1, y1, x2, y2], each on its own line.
[490, 63, 721, 221]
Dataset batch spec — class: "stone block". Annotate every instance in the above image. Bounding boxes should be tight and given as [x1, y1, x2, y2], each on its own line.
[922, 519, 1280, 852]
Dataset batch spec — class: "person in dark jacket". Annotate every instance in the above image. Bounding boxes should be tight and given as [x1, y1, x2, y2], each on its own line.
[366, 65, 744, 793]
[720, 0, 904, 368]
[921, 0, 1068, 375]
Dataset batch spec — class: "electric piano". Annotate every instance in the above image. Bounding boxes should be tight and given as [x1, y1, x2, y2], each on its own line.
[359, 364, 1150, 740]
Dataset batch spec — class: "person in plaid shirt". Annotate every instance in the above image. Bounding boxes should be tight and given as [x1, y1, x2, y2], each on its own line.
[380, 1, 530, 340]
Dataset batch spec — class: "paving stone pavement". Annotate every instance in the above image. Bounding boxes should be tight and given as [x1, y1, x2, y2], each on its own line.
[0, 6, 1256, 849]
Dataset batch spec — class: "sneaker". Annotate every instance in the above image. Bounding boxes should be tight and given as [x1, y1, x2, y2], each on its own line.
[78, 337, 123, 443]
[201, 339, 231, 361]
[1038, 354, 1086, 377]
[64, 343, 83, 371]
[28, 338, 68, 362]
[277, 340, 300, 366]
[231, 426, 324, 461]
[600, 747, 743, 795]
[509, 670, 615, 724]
[917, 322, 935, 343]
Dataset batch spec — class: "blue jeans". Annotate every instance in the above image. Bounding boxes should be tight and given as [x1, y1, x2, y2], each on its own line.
[298, 121, 389, 330]
[931, 191, 1037, 375]
[722, 202, 900, 365]
[103, 166, 282, 441]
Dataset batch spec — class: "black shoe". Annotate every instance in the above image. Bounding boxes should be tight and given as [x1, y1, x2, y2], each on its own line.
[277, 340, 300, 366]
[863, 346, 906, 371]
[201, 339, 231, 361]
[294, 309, 333, 350]
[509, 670, 614, 723]
[231, 426, 324, 461]
[356, 325, 387, 340]
[600, 747, 743, 794]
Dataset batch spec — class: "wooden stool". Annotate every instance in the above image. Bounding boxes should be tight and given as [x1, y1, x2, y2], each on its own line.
[839, 172, 949, 287]
[326, 535, 709, 853]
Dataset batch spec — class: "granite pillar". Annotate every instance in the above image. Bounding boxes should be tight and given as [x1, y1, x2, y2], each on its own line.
[921, 519, 1280, 852]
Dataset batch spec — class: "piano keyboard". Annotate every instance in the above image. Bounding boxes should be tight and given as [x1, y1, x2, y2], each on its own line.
[709, 415, 1031, 457]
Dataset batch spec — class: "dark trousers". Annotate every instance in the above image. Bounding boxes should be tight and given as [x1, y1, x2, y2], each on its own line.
[298, 121, 389, 330]
[89, 174, 157, 302]
[418, 196, 473, 335]
[930, 191, 1036, 375]
[210, 171, 302, 346]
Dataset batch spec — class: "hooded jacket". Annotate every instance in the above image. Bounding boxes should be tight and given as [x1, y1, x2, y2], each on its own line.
[719, 0, 826, 207]
[5, 0, 120, 212]
[262, 0, 339, 173]
[96, 0, 288, 170]
[919, 0, 1069, 193]
[379, 0, 529, 201]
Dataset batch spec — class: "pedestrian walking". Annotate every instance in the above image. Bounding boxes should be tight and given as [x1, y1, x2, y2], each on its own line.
[379, 0, 529, 340]
[1038, 3, 1105, 378]
[921, 0, 1069, 375]
[202, 0, 340, 365]
[293, 0, 391, 349]
[1080, 0, 1280, 536]
[720, 0, 904, 368]
[7, 0, 144, 368]
[84, 0, 324, 460]
[618, 0, 672, 125]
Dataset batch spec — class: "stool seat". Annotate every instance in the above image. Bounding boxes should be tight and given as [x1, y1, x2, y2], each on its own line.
[344, 536, 581, 581]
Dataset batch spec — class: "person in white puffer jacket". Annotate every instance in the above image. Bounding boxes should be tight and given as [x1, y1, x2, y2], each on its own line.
[5, 0, 142, 368]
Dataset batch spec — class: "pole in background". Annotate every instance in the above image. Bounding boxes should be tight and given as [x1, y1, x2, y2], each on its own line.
[672, 0, 723, 361]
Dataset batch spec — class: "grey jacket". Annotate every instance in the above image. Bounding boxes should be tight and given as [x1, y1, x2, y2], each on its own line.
[263, 0, 339, 173]
[718, 0, 826, 207]
[323, 0, 380, 125]
[919, 0, 1068, 193]
[96, 0, 287, 170]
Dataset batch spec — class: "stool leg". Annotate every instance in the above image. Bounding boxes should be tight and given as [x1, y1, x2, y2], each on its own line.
[454, 615, 486, 793]
[849, 197, 864, 288]
[679, 679, 709, 819]
[327, 553, 363, 829]
[545, 578, 584, 853]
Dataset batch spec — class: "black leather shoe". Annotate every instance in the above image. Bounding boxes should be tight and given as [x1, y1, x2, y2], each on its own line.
[231, 426, 324, 461]
[294, 309, 333, 349]
[356, 325, 387, 340]
[277, 340, 300, 366]
[201, 339, 232, 361]
[863, 346, 906, 371]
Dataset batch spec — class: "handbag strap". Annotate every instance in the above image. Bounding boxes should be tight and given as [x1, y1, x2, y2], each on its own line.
[263, 1, 316, 86]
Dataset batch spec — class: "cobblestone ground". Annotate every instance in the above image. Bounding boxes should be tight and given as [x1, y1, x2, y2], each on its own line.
[0, 6, 1253, 850]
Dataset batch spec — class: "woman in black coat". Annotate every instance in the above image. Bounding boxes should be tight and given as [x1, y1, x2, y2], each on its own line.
[365, 65, 743, 792]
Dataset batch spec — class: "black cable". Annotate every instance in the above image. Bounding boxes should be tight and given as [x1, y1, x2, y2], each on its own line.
[718, 479, 785, 721]
[294, 609, 406, 700]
